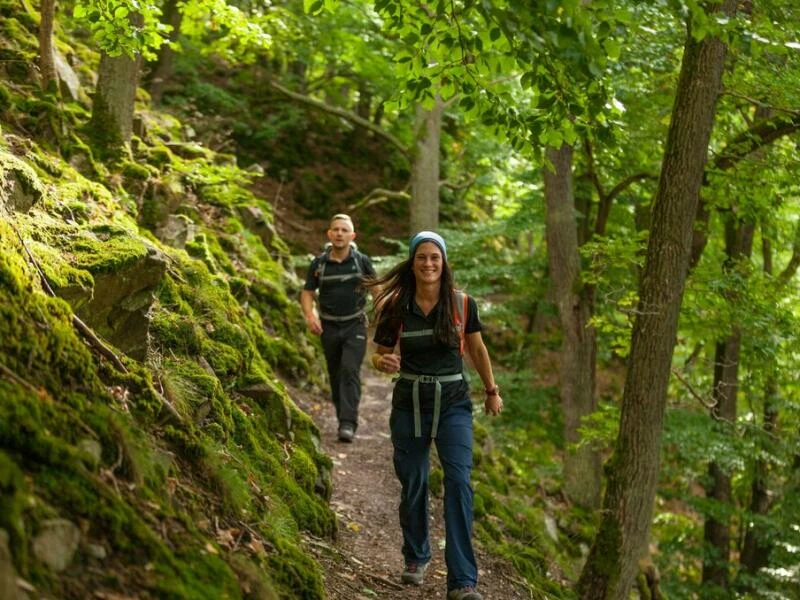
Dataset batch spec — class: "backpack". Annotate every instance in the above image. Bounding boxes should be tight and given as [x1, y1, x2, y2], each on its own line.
[315, 242, 367, 297]
[314, 243, 369, 322]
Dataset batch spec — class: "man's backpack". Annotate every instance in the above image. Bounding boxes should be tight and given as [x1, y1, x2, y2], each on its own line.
[315, 242, 367, 296]
[314, 243, 368, 322]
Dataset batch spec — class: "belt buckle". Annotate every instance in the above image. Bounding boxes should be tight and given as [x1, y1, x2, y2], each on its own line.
[417, 375, 437, 384]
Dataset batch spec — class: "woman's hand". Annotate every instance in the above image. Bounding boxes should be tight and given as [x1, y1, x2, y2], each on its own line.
[372, 352, 400, 373]
[484, 393, 503, 416]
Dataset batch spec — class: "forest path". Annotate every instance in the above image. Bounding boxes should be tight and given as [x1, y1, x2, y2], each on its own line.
[296, 367, 529, 600]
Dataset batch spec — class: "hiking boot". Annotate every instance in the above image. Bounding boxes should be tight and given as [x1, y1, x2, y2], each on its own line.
[447, 587, 483, 600]
[337, 423, 354, 443]
[400, 562, 428, 586]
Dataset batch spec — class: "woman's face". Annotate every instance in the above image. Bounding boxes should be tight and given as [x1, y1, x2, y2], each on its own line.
[412, 242, 444, 285]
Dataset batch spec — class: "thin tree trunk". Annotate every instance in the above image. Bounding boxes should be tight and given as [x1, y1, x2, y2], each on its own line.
[38, 0, 57, 92]
[577, 2, 736, 597]
[349, 82, 373, 149]
[544, 144, 600, 509]
[739, 376, 777, 576]
[146, 0, 182, 104]
[702, 132, 758, 589]
[90, 48, 142, 154]
[409, 97, 444, 233]
[703, 104, 771, 587]
[739, 218, 800, 578]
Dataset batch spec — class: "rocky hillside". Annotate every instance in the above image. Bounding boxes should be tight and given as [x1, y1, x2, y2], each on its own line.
[0, 5, 343, 598]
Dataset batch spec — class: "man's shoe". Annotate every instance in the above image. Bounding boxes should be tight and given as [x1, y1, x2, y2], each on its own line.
[447, 587, 483, 600]
[400, 562, 428, 586]
[337, 423, 354, 442]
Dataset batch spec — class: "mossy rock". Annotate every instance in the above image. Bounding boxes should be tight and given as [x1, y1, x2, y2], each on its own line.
[0, 450, 28, 572]
[0, 150, 45, 212]
[0, 86, 12, 112]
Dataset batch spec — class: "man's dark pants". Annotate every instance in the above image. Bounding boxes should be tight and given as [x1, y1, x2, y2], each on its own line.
[320, 316, 367, 429]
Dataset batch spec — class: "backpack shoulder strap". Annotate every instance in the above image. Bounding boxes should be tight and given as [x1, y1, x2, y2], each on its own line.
[314, 247, 333, 295]
[351, 248, 364, 276]
[453, 290, 468, 355]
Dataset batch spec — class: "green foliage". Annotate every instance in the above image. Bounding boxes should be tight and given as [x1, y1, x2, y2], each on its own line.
[73, 0, 170, 59]
[469, 370, 579, 597]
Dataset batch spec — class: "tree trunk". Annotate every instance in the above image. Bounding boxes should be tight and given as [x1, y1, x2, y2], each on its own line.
[739, 219, 800, 579]
[739, 376, 777, 576]
[146, 0, 182, 104]
[409, 98, 444, 233]
[701, 204, 755, 591]
[544, 144, 600, 509]
[577, 2, 736, 597]
[38, 0, 57, 92]
[349, 82, 373, 149]
[90, 48, 143, 155]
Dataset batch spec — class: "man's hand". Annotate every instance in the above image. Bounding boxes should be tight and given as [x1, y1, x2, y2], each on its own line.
[306, 314, 322, 335]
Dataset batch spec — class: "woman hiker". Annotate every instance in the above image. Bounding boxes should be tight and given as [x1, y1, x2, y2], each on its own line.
[366, 231, 503, 600]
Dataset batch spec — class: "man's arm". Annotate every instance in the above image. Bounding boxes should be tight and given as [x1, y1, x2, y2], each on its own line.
[300, 289, 323, 335]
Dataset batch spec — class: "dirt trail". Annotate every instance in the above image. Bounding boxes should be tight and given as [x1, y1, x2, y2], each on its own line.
[297, 368, 529, 600]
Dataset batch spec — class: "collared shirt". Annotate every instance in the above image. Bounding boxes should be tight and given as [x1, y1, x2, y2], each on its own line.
[304, 250, 375, 319]
[374, 295, 481, 410]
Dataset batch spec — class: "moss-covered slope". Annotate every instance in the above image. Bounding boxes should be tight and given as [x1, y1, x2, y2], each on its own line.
[0, 131, 336, 598]
[0, 58, 338, 598]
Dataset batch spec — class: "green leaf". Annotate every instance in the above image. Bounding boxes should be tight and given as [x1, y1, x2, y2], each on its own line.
[520, 72, 533, 89]
[306, 0, 324, 14]
[489, 27, 501, 42]
[459, 96, 475, 111]
[603, 38, 622, 60]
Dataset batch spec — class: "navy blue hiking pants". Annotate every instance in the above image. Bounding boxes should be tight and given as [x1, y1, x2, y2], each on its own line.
[390, 396, 477, 591]
[320, 316, 367, 429]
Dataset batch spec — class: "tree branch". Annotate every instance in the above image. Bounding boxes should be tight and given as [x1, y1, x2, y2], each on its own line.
[347, 187, 411, 212]
[690, 111, 800, 268]
[268, 81, 409, 159]
[710, 111, 800, 172]
[778, 218, 800, 285]
[596, 173, 656, 237]
[439, 175, 475, 191]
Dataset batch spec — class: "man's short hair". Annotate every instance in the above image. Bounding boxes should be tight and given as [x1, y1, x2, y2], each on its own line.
[329, 214, 354, 229]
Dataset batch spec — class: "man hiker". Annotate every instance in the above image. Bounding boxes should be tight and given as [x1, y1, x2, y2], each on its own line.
[301, 214, 376, 442]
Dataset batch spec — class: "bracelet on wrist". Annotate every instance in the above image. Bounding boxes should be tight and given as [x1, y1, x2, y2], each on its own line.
[485, 385, 499, 396]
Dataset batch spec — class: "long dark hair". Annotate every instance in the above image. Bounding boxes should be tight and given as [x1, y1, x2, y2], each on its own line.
[365, 253, 459, 348]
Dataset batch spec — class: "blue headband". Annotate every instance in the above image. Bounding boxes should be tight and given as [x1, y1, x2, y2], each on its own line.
[409, 231, 447, 261]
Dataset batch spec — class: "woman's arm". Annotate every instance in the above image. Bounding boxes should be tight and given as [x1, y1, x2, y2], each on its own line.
[465, 331, 503, 416]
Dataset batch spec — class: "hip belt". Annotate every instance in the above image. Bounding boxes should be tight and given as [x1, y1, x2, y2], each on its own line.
[319, 309, 364, 322]
[395, 371, 464, 438]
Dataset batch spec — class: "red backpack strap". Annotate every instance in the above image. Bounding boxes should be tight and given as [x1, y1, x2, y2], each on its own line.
[453, 290, 468, 355]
